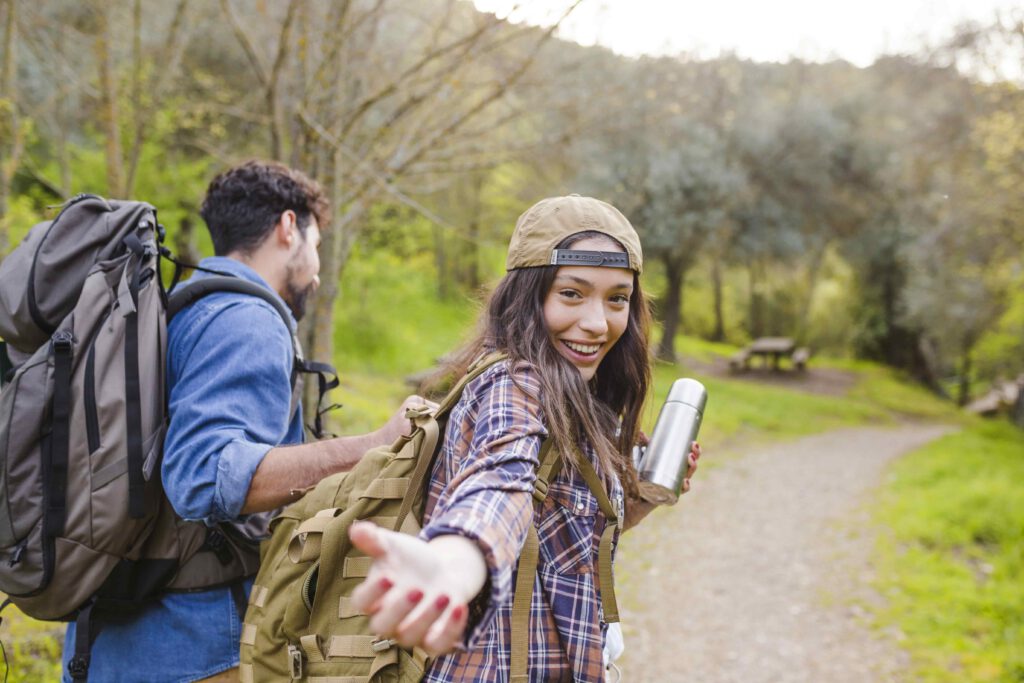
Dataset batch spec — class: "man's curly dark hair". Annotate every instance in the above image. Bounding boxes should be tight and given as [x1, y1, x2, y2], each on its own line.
[199, 160, 329, 256]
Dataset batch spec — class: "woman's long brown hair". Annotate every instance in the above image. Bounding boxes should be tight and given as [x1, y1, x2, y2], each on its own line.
[439, 232, 652, 494]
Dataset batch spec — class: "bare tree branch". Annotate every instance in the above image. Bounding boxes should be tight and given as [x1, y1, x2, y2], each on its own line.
[266, 0, 299, 158]
[95, 1, 124, 196]
[220, 0, 269, 87]
[0, 0, 20, 252]
[125, 0, 191, 194]
[334, 8, 504, 140]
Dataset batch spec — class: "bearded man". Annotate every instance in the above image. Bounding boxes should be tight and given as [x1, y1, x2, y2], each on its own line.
[61, 161, 415, 682]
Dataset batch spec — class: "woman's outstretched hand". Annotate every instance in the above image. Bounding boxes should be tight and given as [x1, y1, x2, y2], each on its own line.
[348, 522, 487, 657]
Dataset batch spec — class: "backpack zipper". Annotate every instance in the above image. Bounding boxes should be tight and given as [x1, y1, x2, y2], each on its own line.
[8, 539, 26, 567]
[301, 562, 319, 612]
[288, 644, 304, 679]
[83, 305, 115, 457]
[84, 344, 100, 455]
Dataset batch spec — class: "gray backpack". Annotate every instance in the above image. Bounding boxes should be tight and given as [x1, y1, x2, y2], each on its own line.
[0, 194, 336, 680]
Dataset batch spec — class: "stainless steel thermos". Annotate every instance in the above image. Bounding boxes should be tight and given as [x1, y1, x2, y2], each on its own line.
[635, 378, 707, 504]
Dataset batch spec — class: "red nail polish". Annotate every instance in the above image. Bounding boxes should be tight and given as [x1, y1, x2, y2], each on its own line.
[451, 605, 466, 620]
[378, 578, 393, 591]
[407, 589, 424, 604]
[434, 595, 450, 610]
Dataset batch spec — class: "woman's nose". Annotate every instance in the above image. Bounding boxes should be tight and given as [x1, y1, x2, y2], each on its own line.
[577, 302, 609, 336]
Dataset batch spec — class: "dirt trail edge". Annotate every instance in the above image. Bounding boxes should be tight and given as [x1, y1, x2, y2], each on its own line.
[615, 423, 954, 683]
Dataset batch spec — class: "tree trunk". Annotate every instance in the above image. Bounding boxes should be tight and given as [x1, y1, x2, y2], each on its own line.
[710, 256, 725, 342]
[747, 260, 765, 339]
[797, 239, 828, 339]
[0, 0, 18, 255]
[300, 172, 368, 415]
[656, 254, 685, 362]
[96, 4, 124, 197]
[1012, 378, 1024, 430]
[434, 222, 448, 300]
[56, 31, 71, 196]
[464, 173, 484, 292]
[174, 216, 200, 269]
[956, 342, 972, 407]
[125, 0, 142, 196]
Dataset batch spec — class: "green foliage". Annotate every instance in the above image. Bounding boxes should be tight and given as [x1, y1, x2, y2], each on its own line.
[1, 194, 44, 257]
[329, 243, 480, 434]
[332, 244, 479, 376]
[0, 603, 63, 683]
[873, 422, 1024, 681]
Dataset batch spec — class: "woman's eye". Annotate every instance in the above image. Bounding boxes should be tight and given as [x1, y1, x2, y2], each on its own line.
[610, 294, 629, 304]
[559, 289, 582, 299]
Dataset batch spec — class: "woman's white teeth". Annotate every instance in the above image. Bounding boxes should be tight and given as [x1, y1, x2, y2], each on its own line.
[565, 341, 600, 355]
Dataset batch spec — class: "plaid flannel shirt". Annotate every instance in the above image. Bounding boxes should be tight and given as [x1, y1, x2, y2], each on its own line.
[419, 360, 624, 682]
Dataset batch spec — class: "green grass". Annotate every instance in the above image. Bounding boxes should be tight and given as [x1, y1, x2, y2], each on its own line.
[873, 421, 1024, 682]
[812, 354, 956, 415]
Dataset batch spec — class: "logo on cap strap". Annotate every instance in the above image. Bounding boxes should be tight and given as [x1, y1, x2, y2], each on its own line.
[550, 249, 631, 269]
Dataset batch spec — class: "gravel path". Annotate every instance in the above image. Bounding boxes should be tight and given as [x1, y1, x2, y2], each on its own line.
[614, 424, 955, 683]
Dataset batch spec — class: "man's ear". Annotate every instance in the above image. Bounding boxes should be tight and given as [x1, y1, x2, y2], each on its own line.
[274, 210, 298, 248]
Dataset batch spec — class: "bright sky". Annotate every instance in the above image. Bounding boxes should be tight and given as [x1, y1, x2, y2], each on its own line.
[473, 0, 1019, 67]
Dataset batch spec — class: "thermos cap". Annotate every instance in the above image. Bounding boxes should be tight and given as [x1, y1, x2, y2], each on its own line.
[666, 378, 707, 413]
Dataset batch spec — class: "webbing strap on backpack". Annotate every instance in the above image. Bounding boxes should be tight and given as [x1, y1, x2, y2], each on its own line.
[510, 440, 558, 681]
[394, 351, 507, 533]
[123, 235, 149, 519]
[509, 442, 621, 680]
[43, 330, 74, 538]
[575, 452, 620, 624]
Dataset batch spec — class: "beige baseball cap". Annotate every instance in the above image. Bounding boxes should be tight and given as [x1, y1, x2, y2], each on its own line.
[505, 194, 643, 273]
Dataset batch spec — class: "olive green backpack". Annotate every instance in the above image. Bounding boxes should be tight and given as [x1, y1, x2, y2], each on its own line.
[239, 353, 622, 683]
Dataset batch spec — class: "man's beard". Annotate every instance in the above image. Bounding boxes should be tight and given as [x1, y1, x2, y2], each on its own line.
[283, 270, 316, 321]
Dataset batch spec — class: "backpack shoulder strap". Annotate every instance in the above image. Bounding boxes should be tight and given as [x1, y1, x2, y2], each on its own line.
[167, 275, 341, 439]
[573, 450, 620, 623]
[433, 351, 508, 417]
[167, 275, 310, 416]
[392, 351, 509, 532]
[509, 443, 621, 680]
[510, 440, 559, 681]
[167, 276, 295, 338]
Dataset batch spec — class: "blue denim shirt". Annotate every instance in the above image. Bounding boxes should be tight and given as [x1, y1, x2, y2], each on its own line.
[63, 257, 304, 682]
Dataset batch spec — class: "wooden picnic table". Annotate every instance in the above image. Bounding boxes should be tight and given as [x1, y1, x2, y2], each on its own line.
[747, 337, 796, 370]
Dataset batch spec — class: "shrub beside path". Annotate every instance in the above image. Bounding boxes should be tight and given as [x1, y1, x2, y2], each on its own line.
[616, 424, 955, 682]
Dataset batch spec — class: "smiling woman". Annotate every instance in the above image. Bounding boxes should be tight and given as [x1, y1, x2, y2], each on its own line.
[346, 195, 700, 681]
[543, 236, 634, 382]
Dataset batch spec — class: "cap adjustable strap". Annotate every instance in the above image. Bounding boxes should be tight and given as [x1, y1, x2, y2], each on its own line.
[550, 249, 631, 269]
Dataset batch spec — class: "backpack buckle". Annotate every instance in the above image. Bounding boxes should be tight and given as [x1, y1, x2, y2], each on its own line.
[52, 330, 74, 349]
[371, 638, 395, 652]
[404, 404, 432, 421]
[532, 479, 549, 504]
[67, 654, 91, 679]
[288, 644, 304, 679]
[203, 529, 235, 566]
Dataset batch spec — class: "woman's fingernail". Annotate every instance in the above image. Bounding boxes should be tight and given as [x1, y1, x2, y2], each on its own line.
[451, 605, 466, 621]
[435, 595, 450, 610]
[407, 589, 424, 604]
[378, 578, 393, 591]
